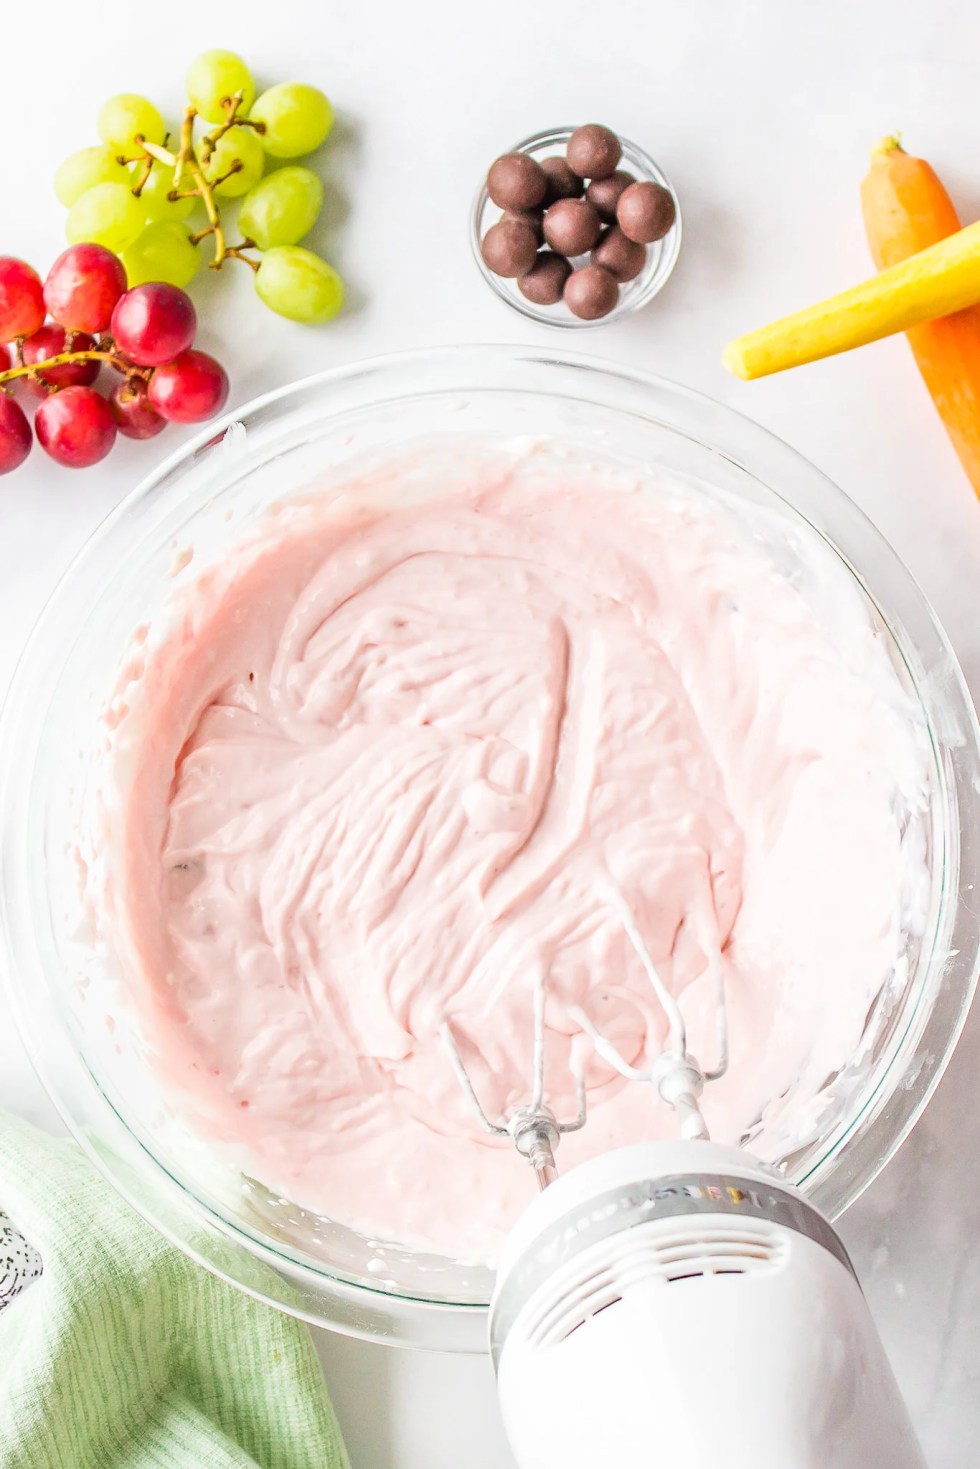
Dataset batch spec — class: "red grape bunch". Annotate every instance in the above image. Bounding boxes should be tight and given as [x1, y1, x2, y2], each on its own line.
[54, 51, 344, 325]
[0, 245, 228, 474]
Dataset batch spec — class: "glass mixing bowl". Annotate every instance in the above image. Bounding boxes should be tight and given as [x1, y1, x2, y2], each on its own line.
[2, 346, 978, 1353]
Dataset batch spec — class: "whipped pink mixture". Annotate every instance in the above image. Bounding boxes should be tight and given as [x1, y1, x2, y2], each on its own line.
[104, 444, 927, 1261]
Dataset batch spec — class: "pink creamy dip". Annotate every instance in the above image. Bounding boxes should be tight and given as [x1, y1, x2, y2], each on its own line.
[103, 444, 927, 1261]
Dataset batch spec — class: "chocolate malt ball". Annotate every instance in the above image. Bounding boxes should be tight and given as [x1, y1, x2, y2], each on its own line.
[501, 208, 544, 243]
[586, 170, 635, 223]
[518, 251, 572, 305]
[566, 124, 622, 180]
[563, 264, 619, 319]
[616, 181, 676, 244]
[481, 218, 539, 277]
[487, 152, 547, 211]
[541, 155, 583, 204]
[592, 226, 647, 282]
[542, 197, 602, 256]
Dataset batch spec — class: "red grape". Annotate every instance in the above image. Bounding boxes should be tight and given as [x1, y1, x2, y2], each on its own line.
[0, 393, 32, 473]
[22, 324, 99, 397]
[109, 379, 166, 439]
[35, 385, 116, 468]
[110, 283, 196, 367]
[147, 350, 229, 423]
[44, 244, 126, 334]
[0, 258, 46, 342]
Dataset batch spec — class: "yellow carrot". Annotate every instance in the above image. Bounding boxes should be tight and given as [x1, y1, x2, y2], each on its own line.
[723, 217, 980, 380]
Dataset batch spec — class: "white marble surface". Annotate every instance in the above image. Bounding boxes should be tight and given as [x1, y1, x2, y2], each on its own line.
[2, 1, 980, 1464]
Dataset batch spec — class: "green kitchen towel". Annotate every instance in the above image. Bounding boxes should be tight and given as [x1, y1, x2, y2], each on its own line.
[0, 1113, 349, 1469]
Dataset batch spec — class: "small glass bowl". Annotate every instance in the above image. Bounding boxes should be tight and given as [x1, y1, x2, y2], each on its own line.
[471, 126, 682, 328]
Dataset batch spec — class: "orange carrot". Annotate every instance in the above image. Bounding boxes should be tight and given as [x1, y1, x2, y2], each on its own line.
[861, 135, 980, 499]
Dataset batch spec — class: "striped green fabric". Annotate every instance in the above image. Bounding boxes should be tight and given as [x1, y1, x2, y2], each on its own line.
[0, 1114, 349, 1469]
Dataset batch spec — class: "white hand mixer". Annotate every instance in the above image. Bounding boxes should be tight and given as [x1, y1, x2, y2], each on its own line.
[442, 886, 927, 1469]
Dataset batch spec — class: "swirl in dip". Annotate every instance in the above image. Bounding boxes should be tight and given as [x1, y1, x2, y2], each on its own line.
[102, 441, 928, 1261]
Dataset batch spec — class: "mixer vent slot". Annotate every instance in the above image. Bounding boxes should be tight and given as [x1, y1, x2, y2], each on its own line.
[528, 1219, 786, 1350]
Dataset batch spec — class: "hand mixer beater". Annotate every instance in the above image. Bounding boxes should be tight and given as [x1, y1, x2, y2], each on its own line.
[442, 886, 927, 1469]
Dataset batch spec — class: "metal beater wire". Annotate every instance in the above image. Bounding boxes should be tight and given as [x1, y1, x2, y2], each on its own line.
[531, 973, 546, 1111]
[439, 1020, 509, 1136]
[703, 948, 729, 1082]
[603, 882, 690, 1060]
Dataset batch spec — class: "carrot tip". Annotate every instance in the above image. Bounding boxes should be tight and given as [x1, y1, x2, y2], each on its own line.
[871, 133, 904, 160]
[722, 340, 752, 380]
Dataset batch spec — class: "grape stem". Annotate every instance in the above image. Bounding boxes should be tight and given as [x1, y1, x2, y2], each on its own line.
[205, 161, 243, 192]
[172, 109, 196, 191]
[128, 97, 263, 273]
[186, 155, 229, 267]
[226, 245, 260, 273]
[0, 350, 147, 386]
[131, 159, 153, 196]
[198, 92, 265, 163]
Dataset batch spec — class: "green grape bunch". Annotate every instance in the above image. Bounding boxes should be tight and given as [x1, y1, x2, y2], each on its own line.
[52, 51, 344, 324]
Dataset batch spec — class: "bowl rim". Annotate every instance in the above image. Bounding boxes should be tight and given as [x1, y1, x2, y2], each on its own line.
[2, 342, 978, 1348]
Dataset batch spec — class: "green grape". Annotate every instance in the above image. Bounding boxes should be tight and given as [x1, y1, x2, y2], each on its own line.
[121, 222, 200, 288]
[186, 49, 255, 122]
[203, 126, 264, 198]
[250, 83, 334, 159]
[137, 162, 195, 224]
[238, 167, 323, 250]
[66, 182, 146, 252]
[97, 93, 166, 153]
[55, 146, 131, 208]
[255, 245, 344, 322]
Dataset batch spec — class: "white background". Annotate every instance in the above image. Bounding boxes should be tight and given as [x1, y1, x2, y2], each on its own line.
[3, 1, 980, 1464]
